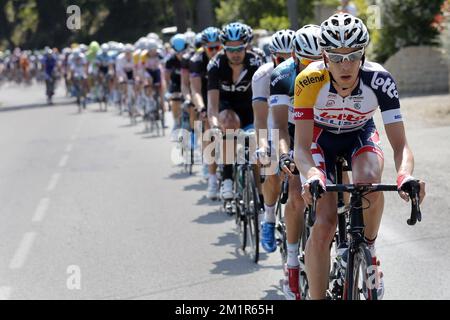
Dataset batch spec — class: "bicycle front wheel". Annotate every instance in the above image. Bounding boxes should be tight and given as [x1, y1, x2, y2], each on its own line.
[344, 242, 378, 300]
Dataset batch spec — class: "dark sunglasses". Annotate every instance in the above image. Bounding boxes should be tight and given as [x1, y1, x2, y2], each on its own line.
[224, 44, 246, 53]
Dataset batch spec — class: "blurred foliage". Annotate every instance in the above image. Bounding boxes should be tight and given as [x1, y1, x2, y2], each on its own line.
[0, 0, 447, 64]
[373, 0, 446, 62]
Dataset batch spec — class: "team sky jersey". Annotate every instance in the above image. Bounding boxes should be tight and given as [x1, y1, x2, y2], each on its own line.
[165, 52, 191, 92]
[189, 48, 209, 103]
[293, 61, 403, 134]
[252, 62, 275, 132]
[207, 50, 262, 105]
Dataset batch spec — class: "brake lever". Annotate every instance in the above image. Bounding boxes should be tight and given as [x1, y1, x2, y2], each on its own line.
[403, 180, 422, 226]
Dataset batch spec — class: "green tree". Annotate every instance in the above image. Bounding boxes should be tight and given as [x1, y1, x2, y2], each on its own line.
[374, 0, 446, 62]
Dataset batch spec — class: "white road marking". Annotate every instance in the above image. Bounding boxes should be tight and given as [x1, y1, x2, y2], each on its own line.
[46, 173, 61, 192]
[9, 232, 37, 270]
[32, 198, 50, 222]
[58, 154, 69, 168]
[0, 287, 12, 300]
[65, 144, 73, 153]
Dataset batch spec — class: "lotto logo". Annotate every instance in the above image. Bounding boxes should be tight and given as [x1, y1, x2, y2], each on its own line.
[370, 72, 399, 99]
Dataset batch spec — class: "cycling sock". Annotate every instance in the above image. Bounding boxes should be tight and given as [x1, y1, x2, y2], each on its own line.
[365, 236, 377, 256]
[209, 174, 217, 185]
[287, 242, 299, 267]
[264, 204, 276, 223]
[223, 165, 233, 181]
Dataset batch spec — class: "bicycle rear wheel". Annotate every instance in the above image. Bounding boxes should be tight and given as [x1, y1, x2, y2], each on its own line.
[344, 242, 378, 300]
[246, 168, 260, 264]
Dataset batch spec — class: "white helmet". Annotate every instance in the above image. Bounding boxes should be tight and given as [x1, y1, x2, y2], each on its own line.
[293, 24, 322, 58]
[319, 13, 369, 50]
[269, 29, 295, 54]
[135, 37, 148, 50]
[146, 39, 159, 51]
[124, 44, 135, 53]
[147, 32, 160, 41]
[101, 43, 110, 52]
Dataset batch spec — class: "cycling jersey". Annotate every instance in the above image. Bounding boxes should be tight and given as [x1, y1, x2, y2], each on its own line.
[207, 50, 262, 128]
[69, 53, 87, 78]
[116, 53, 135, 81]
[42, 55, 57, 78]
[139, 52, 163, 85]
[269, 57, 300, 149]
[189, 48, 209, 105]
[293, 61, 403, 134]
[294, 60, 403, 184]
[165, 52, 191, 93]
[252, 62, 275, 137]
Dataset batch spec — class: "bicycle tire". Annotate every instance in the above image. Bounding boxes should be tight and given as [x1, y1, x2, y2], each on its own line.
[344, 242, 378, 300]
[246, 169, 260, 264]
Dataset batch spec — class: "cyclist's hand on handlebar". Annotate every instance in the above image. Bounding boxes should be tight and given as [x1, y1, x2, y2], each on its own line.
[397, 174, 426, 204]
[301, 173, 326, 206]
[279, 153, 296, 177]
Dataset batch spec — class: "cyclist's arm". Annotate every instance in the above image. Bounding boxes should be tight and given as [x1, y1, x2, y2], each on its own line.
[207, 89, 220, 128]
[207, 59, 220, 128]
[271, 104, 289, 157]
[292, 70, 326, 194]
[385, 122, 414, 176]
[181, 67, 191, 101]
[252, 99, 269, 152]
[190, 75, 205, 112]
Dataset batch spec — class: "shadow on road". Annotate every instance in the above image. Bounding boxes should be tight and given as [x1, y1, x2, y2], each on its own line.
[0, 99, 74, 113]
[195, 195, 221, 207]
[212, 231, 239, 246]
[261, 283, 285, 300]
[209, 248, 277, 276]
[183, 181, 207, 191]
[192, 209, 230, 224]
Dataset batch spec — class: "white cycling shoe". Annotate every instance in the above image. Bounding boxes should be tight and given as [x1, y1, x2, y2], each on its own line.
[220, 179, 234, 201]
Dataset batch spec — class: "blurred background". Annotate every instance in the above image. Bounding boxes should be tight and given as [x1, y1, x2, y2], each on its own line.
[0, 0, 449, 94]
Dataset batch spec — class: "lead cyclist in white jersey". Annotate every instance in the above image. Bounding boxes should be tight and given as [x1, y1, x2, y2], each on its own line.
[293, 13, 426, 300]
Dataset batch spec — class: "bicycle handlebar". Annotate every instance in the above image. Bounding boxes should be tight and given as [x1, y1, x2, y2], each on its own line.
[308, 181, 422, 226]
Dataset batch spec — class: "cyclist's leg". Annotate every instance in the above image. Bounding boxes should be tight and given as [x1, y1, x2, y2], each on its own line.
[350, 123, 384, 241]
[302, 127, 339, 300]
[349, 122, 385, 298]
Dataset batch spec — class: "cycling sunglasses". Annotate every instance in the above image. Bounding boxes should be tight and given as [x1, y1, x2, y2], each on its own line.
[324, 48, 365, 63]
[224, 44, 246, 53]
[205, 44, 221, 52]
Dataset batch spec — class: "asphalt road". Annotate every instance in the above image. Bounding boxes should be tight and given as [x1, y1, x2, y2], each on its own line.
[0, 81, 449, 300]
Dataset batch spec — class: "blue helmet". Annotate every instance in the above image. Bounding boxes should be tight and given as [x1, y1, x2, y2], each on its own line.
[201, 27, 221, 44]
[170, 34, 188, 53]
[220, 23, 249, 44]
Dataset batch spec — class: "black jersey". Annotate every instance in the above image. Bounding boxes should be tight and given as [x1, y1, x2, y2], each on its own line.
[189, 48, 209, 103]
[207, 50, 262, 106]
[164, 51, 191, 92]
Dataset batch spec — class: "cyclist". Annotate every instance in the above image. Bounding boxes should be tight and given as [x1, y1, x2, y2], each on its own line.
[116, 44, 137, 114]
[164, 34, 192, 140]
[189, 27, 222, 197]
[293, 13, 426, 300]
[41, 48, 58, 104]
[68, 49, 88, 106]
[207, 22, 263, 200]
[269, 25, 323, 300]
[252, 29, 295, 253]
[140, 38, 166, 115]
